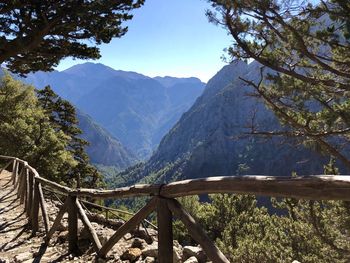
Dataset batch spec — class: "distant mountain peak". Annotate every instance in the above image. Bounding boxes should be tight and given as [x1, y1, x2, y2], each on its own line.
[154, 76, 205, 88]
[62, 62, 149, 81]
[63, 62, 114, 74]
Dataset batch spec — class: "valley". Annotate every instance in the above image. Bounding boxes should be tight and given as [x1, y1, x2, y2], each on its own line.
[23, 61, 332, 188]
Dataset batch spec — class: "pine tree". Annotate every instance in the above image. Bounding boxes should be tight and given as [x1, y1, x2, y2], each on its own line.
[0, 0, 144, 75]
[37, 86, 102, 187]
[0, 74, 76, 183]
[207, 0, 350, 171]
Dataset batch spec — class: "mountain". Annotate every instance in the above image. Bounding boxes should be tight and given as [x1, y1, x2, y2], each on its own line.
[114, 60, 327, 187]
[77, 110, 137, 169]
[24, 63, 205, 158]
[1, 68, 137, 171]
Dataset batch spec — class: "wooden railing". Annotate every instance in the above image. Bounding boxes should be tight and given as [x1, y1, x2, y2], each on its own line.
[1, 155, 350, 263]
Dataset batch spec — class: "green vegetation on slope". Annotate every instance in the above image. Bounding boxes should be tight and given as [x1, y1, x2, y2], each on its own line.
[0, 74, 102, 187]
[207, 0, 350, 171]
[174, 193, 350, 263]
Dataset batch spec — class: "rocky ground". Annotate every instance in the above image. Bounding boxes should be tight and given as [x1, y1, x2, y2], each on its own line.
[0, 170, 209, 263]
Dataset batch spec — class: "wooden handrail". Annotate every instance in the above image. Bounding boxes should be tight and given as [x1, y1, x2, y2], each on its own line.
[2, 154, 350, 262]
[2, 156, 350, 200]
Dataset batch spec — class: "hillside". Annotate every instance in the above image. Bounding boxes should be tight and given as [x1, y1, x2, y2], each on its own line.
[77, 110, 137, 169]
[113, 61, 327, 187]
[25, 63, 205, 159]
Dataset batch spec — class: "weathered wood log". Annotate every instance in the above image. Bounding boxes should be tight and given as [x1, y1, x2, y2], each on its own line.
[15, 162, 23, 189]
[20, 168, 28, 205]
[98, 197, 157, 258]
[17, 162, 27, 196]
[160, 175, 350, 200]
[31, 181, 40, 235]
[15, 160, 19, 185]
[18, 173, 350, 202]
[67, 195, 79, 252]
[38, 182, 50, 234]
[11, 159, 16, 184]
[11, 159, 18, 185]
[27, 172, 34, 219]
[75, 199, 102, 251]
[34, 175, 350, 201]
[157, 197, 173, 263]
[17, 166, 25, 199]
[167, 198, 229, 263]
[45, 197, 70, 244]
[25, 164, 40, 178]
[0, 155, 15, 160]
[71, 184, 160, 199]
[35, 176, 71, 194]
[24, 169, 29, 212]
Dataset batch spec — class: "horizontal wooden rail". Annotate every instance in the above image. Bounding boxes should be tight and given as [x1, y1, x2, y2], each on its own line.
[24, 175, 350, 201]
[2, 155, 350, 200]
[160, 175, 350, 200]
[35, 176, 72, 194]
[2, 154, 350, 263]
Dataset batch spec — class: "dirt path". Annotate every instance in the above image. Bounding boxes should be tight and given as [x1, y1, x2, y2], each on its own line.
[0, 170, 186, 263]
[0, 171, 86, 263]
[0, 170, 164, 263]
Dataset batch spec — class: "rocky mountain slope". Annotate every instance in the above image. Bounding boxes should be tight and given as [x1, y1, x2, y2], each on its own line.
[77, 110, 137, 169]
[25, 63, 205, 159]
[114, 60, 326, 187]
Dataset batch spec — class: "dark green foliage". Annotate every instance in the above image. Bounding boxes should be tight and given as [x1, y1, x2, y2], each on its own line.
[0, 1, 144, 75]
[207, 0, 350, 171]
[0, 74, 101, 186]
[0, 73, 76, 183]
[174, 194, 350, 262]
[36, 86, 102, 187]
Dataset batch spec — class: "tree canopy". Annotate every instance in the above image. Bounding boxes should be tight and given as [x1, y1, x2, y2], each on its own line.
[37, 86, 102, 187]
[173, 194, 350, 262]
[0, 74, 102, 187]
[207, 0, 350, 171]
[0, 0, 144, 75]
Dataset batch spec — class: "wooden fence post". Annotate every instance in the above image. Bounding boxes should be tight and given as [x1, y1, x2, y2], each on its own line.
[14, 162, 20, 189]
[11, 159, 17, 185]
[98, 198, 157, 258]
[67, 195, 79, 253]
[16, 164, 23, 197]
[24, 169, 29, 213]
[157, 197, 173, 263]
[38, 182, 50, 234]
[167, 198, 230, 263]
[27, 172, 34, 218]
[20, 168, 28, 205]
[31, 180, 40, 235]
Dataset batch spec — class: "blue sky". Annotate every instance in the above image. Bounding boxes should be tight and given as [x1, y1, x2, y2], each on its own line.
[55, 0, 231, 82]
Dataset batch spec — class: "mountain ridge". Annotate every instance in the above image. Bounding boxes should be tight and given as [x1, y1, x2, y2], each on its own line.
[112, 60, 327, 188]
[24, 63, 206, 159]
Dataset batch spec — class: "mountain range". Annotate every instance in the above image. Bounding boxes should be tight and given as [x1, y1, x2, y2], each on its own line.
[76, 110, 137, 169]
[113, 60, 327, 187]
[23, 63, 205, 167]
[22, 60, 330, 187]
